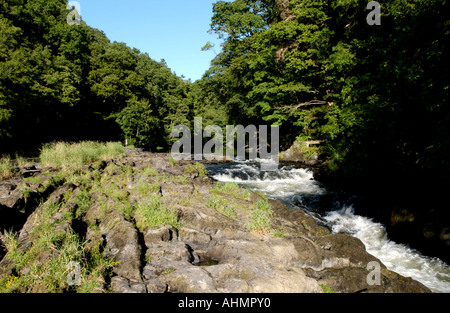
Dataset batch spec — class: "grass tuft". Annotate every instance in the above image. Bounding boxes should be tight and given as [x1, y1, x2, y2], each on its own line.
[212, 182, 251, 201]
[247, 199, 273, 235]
[320, 284, 336, 293]
[207, 194, 238, 219]
[0, 156, 14, 181]
[40, 141, 124, 169]
[135, 195, 180, 231]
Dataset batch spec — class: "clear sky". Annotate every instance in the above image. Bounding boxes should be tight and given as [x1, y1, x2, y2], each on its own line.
[77, 0, 223, 81]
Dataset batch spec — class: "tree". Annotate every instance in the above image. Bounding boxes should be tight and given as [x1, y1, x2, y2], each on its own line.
[0, 0, 194, 153]
[116, 97, 159, 148]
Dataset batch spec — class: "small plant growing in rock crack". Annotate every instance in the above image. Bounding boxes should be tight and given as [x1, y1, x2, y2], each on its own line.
[320, 284, 336, 293]
[169, 157, 177, 168]
[24, 176, 43, 185]
[185, 162, 208, 177]
[273, 230, 285, 238]
[22, 187, 32, 199]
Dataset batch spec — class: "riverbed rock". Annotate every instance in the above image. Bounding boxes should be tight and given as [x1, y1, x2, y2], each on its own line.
[0, 151, 432, 293]
[100, 209, 143, 285]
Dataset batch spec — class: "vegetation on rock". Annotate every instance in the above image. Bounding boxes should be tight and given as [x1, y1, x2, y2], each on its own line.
[0, 143, 432, 293]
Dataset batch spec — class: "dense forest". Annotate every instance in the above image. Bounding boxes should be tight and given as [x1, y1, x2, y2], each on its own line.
[202, 0, 450, 193]
[0, 0, 193, 152]
[1, 0, 449, 233]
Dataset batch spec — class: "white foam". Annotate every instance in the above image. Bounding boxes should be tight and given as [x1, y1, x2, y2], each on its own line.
[210, 161, 450, 293]
[211, 160, 325, 198]
[325, 206, 450, 293]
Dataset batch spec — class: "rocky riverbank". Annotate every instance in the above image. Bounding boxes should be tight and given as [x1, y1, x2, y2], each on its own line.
[312, 161, 450, 266]
[279, 139, 449, 266]
[0, 149, 430, 293]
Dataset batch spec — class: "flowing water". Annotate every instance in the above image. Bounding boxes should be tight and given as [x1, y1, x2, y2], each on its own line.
[206, 160, 450, 293]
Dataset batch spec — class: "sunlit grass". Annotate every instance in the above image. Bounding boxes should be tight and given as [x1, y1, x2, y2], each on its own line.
[135, 194, 181, 231]
[247, 198, 273, 235]
[207, 194, 238, 219]
[0, 156, 14, 181]
[40, 141, 124, 169]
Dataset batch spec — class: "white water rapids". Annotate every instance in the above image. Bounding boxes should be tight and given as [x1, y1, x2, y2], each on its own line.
[207, 160, 450, 293]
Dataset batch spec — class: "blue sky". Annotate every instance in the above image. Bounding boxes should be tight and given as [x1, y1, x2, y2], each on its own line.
[77, 0, 223, 81]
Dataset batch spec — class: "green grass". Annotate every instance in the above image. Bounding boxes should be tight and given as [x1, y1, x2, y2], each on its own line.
[212, 182, 251, 201]
[142, 167, 159, 178]
[212, 182, 240, 195]
[0, 229, 84, 293]
[185, 162, 208, 177]
[0, 159, 120, 293]
[74, 189, 92, 219]
[273, 230, 285, 238]
[173, 174, 189, 185]
[169, 156, 177, 168]
[135, 194, 181, 231]
[40, 141, 124, 169]
[0, 229, 115, 293]
[320, 284, 336, 293]
[207, 194, 238, 219]
[0, 156, 14, 181]
[137, 182, 161, 197]
[0, 188, 116, 293]
[207, 194, 226, 210]
[24, 176, 44, 184]
[247, 199, 273, 235]
[15, 155, 34, 167]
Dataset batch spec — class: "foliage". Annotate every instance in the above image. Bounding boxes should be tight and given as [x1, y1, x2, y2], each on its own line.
[0, 0, 191, 153]
[1, 0, 449, 216]
[207, 194, 238, 219]
[204, 0, 450, 203]
[212, 181, 251, 201]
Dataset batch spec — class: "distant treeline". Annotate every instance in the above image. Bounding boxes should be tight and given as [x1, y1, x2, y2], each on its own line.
[0, 0, 193, 153]
[1, 0, 450, 201]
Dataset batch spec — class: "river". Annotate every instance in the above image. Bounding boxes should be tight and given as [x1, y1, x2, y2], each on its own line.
[205, 160, 450, 293]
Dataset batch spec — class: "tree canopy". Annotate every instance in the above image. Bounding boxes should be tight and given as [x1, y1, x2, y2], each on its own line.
[200, 0, 449, 197]
[1, 0, 449, 200]
[0, 0, 191, 153]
